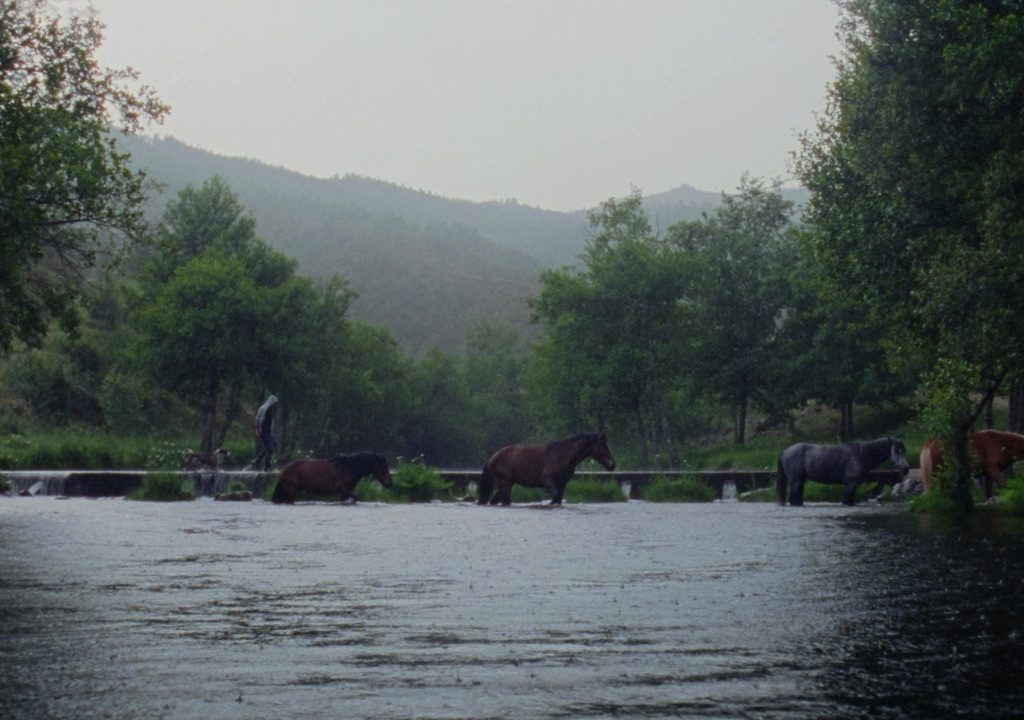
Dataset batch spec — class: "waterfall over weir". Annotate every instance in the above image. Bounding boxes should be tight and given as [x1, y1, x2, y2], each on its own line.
[2, 470, 277, 498]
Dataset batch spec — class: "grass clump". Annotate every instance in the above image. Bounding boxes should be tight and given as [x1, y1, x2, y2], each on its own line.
[642, 475, 716, 502]
[126, 472, 195, 501]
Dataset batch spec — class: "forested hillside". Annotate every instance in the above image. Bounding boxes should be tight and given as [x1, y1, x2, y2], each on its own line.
[120, 135, 804, 353]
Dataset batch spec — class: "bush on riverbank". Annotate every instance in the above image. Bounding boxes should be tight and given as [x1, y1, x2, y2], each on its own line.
[998, 477, 1024, 515]
[126, 473, 195, 501]
[382, 462, 452, 503]
[641, 475, 716, 502]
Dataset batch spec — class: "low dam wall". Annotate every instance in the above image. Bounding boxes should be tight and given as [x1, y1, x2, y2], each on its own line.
[2, 468, 904, 500]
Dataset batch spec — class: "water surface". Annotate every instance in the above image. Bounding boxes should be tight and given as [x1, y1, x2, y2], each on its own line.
[1, 499, 1021, 719]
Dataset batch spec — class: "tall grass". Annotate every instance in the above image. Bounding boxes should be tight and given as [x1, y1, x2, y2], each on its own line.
[125, 472, 195, 501]
[641, 475, 716, 502]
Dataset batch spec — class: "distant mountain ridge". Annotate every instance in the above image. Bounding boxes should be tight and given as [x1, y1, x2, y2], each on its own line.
[119, 135, 805, 352]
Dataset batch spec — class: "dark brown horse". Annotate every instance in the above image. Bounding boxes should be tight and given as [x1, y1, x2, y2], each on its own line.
[920, 430, 1024, 498]
[271, 452, 392, 504]
[478, 431, 616, 506]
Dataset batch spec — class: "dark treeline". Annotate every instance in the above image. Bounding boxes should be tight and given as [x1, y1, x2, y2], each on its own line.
[0, 173, 914, 467]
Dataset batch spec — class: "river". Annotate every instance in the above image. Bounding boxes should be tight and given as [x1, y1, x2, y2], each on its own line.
[1, 498, 1021, 719]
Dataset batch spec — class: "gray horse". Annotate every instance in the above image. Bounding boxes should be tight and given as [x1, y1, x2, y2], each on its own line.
[777, 437, 910, 506]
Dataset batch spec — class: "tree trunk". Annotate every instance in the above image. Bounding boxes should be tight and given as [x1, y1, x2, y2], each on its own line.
[950, 423, 975, 512]
[649, 375, 679, 469]
[633, 406, 650, 467]
[200, 373, 220, 453]
[839, 400, 854, 440]
[1010, 377, 1024, 433]
[659, 405, 680, 470]
[214, 385, 242, 450]
[733, 392, 747, 445]
[983, 395, 995, 429]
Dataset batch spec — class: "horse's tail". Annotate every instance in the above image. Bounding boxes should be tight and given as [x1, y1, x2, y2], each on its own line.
[776, 454, 788, 505]
[477, 465, 493, 505]
[271, 476, 292, 504]
[272, 481, 288, 503]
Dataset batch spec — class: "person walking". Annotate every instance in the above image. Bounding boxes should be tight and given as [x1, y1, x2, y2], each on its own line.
[252, 394, 278, 471]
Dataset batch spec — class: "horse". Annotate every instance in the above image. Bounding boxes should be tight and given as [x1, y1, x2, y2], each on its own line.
[920, 430, 1024, 498]
[477, 431, 615, 506]
[776, 436, 910, 506]
[271, 452, 392, 504]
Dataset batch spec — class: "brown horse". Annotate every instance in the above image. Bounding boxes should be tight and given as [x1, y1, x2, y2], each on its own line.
[271, 452, 392, 504]
[920, 430, 1024, 498]
[478, 431, 616, 506]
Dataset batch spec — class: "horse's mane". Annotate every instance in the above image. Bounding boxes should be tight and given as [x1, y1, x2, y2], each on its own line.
[544, 432, 603, 464]
[553, 431, 601, 445]
[329, 452, 380, 474]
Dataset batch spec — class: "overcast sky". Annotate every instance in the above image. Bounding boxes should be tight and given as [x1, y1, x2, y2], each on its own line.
[86, 0, 842, 211]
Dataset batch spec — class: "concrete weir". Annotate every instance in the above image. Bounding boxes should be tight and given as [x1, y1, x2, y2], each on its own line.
[2, 468, 903, 500]
[2, 470, 277, 498]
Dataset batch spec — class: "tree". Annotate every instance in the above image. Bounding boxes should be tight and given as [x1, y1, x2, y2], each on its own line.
[666, 177, 797, 444]
[796, 0, 1024, 510]
[531, 191, 691, 465]
[134, 252, 269, 452]
[460, 321, 529, 455]
[133, 179, 311, 453]
[0, 0, 167, 353]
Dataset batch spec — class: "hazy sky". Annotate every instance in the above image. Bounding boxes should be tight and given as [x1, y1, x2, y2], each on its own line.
[86, 0, 842, 211]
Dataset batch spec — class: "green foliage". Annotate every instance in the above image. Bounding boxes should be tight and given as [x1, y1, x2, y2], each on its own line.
[997, 476, 1024, 516]
[0, 428, 148, 470]
[0, 0, 167, 354]
[797, 1, 1024, 510]
[641, 475, 716, 503]
[126, 473, 195, 502]
[383, 461, 451, 503]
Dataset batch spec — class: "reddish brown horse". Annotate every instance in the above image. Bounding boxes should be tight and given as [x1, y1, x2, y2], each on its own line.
[478, 431, 616, 506]
[920, 430, 1024, 498]
[272, 452, 392, 504]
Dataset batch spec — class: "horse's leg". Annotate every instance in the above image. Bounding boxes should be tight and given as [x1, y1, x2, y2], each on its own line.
[787, 470, 805, 506]
[489, 475, 509, 505]
[981, 466, 1000, 499]
[339, 479, 358, 504]
[776, 474, 788, 505]
[841, 480, 858, 506]
[543, 476, 560, 504]
[549, 479, 565, 506]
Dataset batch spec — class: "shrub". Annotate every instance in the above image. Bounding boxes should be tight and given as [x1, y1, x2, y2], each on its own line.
[996, 476, 1024, 515]
[384, 462, 451, 503]
[642, 475, 716, 502]
[126, 472, 195, 501]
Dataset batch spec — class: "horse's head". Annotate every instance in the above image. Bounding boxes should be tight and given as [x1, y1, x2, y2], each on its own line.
[372, 454, 393, 488]
[890, 438, 910, 478]
[591, 432, 616, 471]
